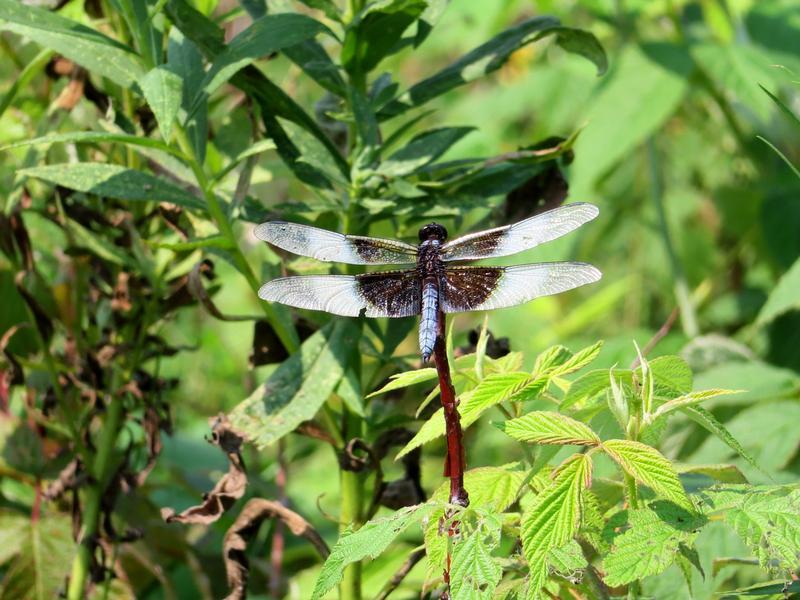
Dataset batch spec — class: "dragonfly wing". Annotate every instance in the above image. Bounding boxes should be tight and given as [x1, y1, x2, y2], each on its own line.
[258, 270, 421, 318]
[442, 262, 601, 313]
[255, 221, 417, 265]
[440, 203, 599, 261]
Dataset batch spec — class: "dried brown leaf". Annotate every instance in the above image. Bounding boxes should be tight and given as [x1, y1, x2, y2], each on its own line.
[161, 415, 247, 525]
[223, 499, 329, 600]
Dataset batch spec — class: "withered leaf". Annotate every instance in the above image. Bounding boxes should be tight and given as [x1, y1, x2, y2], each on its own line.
[223, 499, 329, 600]
[161, 415, 247, 525]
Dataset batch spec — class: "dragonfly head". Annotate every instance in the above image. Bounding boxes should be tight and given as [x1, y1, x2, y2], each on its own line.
[419, 222, 448, 243]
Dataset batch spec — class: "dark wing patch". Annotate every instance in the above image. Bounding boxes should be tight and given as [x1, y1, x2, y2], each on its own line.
[258, 271, 421, 318]
[357, 270, 421, 317]
[441, 267, 502, 313]
[442, 263, 601, 313]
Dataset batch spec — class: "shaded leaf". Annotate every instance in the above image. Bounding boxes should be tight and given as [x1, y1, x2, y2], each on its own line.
[756, 256, 800, 326]
[20, 163, 204, 210]
[311, 503, 434, 599]
[378, 126, 475, 177]
[0, 0, 143, 87]
[229, 320, 358, 448]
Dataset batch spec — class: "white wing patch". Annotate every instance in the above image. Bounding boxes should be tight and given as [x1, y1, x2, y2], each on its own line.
[255, 221, 417, 265]
[441, 203, 599, 261]
[259, 276, 366, 316]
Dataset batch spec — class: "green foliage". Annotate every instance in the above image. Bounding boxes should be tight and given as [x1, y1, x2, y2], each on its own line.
[2, 0, 800, 598]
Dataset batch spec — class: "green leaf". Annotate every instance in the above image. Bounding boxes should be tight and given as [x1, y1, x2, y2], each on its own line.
[311, 503, 434, 599]
[0, 131, 183, 159]
[139, 66, 183, 141]
[379, 18, 605, 119]
[727, 488, 800, 573]
[378, 127, 475, 177]
[532, 345, 572, 376]
[676, 463, 748, 484]
[651, 388, 743, 420]
[548, 539, 587, 577]
[603, 439, 692, 509]
[0, 511, 27, 567]
[684, 406, 762, 474]
[756, 257, 800, 326]
[761, 84, 800, 132]
[720, 579, 800, 597]
[552, 27, 608, 76]
[561, 368, 632, 410]
[432, 465, 525, 512]
[167, 27, 208, 165]
[602, 503, 705, 587]
[0, 515, 76, 600]
[229, 320, 359, 448]
[196, 13, 331, 103]
[341, 0, 427, 73]
[450, 516, 503, 600]
[283, 40, 346, 96]
[20, 163, 204, 210]
[367, 367, 437, 397]
[569, 43, 693, 195]
[521, 454, 592, 598]
[0, 0, 144, 87]
[500, 411, 600, 446]
[549, 341, 603, 377]
[691, 43, 777, 121]
[648, 355, 692, 396]
[758, 135, 800, 180]
[395, 372, 532, 459]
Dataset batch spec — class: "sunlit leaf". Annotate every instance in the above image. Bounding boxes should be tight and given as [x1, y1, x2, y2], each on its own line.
[500, 411, 600, 446]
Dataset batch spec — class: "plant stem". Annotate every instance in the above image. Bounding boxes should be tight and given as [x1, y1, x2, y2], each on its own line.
[174, 128, 300, 354]
[339, 410, 365, 600]
[434, 311, 469, 507]
[647, 138, 699, 338]
[66, 383, 126, 600]
[624, 473, 639, 510]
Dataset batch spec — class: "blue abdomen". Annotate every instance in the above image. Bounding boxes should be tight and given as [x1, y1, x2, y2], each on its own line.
[419, 281, 438, 361]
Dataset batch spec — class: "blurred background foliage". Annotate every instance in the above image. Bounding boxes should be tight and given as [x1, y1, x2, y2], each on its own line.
[1, 0, 800, 598]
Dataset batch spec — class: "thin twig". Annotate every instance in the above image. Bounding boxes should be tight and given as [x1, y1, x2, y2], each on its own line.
[373, 547, 425, 600]
[629, 306, 679, 370]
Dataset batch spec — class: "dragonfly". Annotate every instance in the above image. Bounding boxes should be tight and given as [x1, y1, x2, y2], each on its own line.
[255, 203, 601, 362]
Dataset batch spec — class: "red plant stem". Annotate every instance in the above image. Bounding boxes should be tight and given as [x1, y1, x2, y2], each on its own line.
[433, 310, 469, 507]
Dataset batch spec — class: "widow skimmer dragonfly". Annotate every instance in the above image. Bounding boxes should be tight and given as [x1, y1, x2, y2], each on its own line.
[256, 203, 601, 362]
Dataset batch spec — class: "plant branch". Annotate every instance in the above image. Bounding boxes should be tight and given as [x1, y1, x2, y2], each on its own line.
[373, 547, 426, 600]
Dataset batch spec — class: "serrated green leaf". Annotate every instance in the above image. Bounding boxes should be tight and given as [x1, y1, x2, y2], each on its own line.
[312, 503, 434, 599]
[0, 511, 27, 567]
[378, 127, 475, 177]
[396, 372, 532, 459]
[500, 411, 600, 446]
[432, 465, 526, 512]
[367, 368, 437, 398]
[561, 368, 632, 410]
[602, 502, 705, 586]
[603, 439, 691, 509]
[549, 341, 603, 377]
[727, 489, 800, 573]
[0, 0, 144, 87]
[651, 388, 743, 420]
[139, 65, 183, 141]
[684, 406, 764, 475]
[532, 345, 571, 375]
[20, 163, 204, 210]
[450, 518, 503, 600]
[647, 355, 693, 396]
[521, 454, 592, 598]
[548, 539, 587, 576]
[229, 321, 358, 448]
